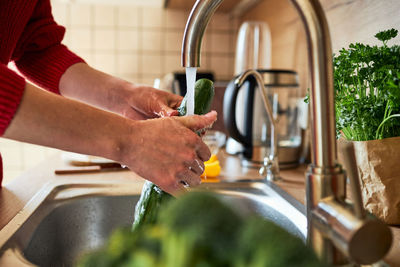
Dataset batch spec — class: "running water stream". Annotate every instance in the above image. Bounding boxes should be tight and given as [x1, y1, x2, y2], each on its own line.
[185, 67, 197, 115]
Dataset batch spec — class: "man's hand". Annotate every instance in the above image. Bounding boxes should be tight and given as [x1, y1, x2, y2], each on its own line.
[60, 63, 182, 120]
[115, 83, 182, 120]
[119, 111, 217, 194]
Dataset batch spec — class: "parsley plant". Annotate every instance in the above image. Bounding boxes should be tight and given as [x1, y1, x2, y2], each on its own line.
[334, 29, 400, 141]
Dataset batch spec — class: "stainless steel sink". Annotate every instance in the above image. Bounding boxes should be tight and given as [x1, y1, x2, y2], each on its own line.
[0, 180, 306, 267]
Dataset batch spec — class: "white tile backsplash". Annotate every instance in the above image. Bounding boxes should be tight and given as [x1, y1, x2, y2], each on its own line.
[165, 31, 183, 52]
[141, 30, 163, 52]
[117, 52, 140, 74]
[94, 5, 116, 27]
[201, 34, 213, 53]
[210, 55, 234, 80]
[141, 53, 163, 76]
[164, 52, 182, 74]
[93, 53, 117, 74]
[94, 29, 116, 51]
[67, 27, 92, 51]
[211, 32, 232, 54]
[69, 3, 92, 27]
[117, 29, 141, 51]
[117, 6, 140, 28]
[141, 7, 164, 28]
[165, 9, 187, 30]
[209, 13, 232, 31]
[51, 1, 69, 26]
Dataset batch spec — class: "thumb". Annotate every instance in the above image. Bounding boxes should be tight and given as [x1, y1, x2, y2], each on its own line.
[175, 111, 217, 132]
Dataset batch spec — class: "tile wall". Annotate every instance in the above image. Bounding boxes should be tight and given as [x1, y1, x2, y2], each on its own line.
[56, 1, 237, 84]
[0, 1, 238, 184]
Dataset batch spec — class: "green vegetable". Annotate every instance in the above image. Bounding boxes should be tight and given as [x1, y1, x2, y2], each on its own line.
[158, 191, 243, 267]
[177, 78, 215, 116]
[234, 217, 322, 267]
[77, 226, 166, 267]
[132, 181, 174, 230]
[334, 28, 400, 141]
[132, 78, 215, 231]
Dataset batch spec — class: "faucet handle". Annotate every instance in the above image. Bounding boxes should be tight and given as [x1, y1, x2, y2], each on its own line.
[259, 154, 280, 181]
[339, 139, 365, 219]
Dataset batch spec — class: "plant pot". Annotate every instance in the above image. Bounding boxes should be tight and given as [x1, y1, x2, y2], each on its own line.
[340, 137, 400, 225]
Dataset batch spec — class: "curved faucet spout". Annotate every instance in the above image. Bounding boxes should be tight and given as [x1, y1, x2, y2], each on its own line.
[181, 0, 223, 67]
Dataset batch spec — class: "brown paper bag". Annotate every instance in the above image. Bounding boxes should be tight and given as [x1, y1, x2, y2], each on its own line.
[351, 137, 400, 225]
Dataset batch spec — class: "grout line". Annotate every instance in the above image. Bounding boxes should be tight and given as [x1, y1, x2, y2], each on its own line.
[137, 6, 143, 83]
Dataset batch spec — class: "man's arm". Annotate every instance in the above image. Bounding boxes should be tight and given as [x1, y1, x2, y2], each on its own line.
[4, 82, 216, 194]
[59, 63, 182, 120]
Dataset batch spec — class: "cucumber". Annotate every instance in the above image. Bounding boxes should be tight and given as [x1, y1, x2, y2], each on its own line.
[132, 78, 215, 230]
[132, 181, 173, 230]
[177, 78, 215, 116]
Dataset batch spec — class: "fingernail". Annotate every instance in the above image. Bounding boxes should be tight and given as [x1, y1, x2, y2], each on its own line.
[204, 110, 217, 118]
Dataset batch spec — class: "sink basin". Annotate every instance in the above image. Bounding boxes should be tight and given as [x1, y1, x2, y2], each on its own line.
[0, 180, 306, 267]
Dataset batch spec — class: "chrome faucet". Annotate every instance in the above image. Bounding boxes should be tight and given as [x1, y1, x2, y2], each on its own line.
[182, 0, 392, 265]
[234, 70, 280, 181]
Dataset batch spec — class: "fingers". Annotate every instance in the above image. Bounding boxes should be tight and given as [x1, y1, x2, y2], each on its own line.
[175, 111, 217, 131]
[195, 138, 211, 162]
[177, 170, 202, 187]
[157, 92, 183, 117]
[185, 158, 205, 176]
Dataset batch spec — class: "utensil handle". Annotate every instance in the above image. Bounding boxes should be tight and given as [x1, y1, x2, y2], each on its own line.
[55, 166, 102, 175]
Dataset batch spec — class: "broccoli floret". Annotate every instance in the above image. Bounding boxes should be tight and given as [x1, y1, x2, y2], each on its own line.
[78, 226, 165, 267]
[234, 216, 324, 267]
[158, 191, 243, 267]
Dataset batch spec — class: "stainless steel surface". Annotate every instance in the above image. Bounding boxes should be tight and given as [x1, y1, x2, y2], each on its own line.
[262, 71, 299, 86]
[313, 199, 392, 265]
[235, 70, 280, 181]
[339, 140, 365, 219]
[0, 180, 306, 267]
[290, 0, 336, 168]
[181, 0, 223, 67]
[182, 0, 392, 264]
[24, 195, 137, 267]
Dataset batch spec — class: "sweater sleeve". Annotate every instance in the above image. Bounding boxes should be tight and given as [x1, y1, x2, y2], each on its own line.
[0, 64, 26, 135]
[13, 0, 85, 95]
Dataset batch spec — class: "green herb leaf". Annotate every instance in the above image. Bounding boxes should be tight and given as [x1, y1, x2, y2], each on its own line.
[334, 28, 400, 141]
[375, 28, 398, 44]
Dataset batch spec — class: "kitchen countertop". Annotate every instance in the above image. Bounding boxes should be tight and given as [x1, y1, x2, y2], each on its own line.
[0, 151, 399, 266]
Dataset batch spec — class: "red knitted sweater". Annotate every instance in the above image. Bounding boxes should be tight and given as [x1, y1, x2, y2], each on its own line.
[0, 0, 84, 185]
